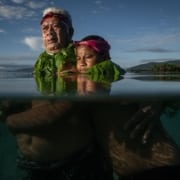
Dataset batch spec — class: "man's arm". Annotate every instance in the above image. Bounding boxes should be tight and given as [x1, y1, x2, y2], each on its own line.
[6, 100, 75, 134]
[0, 100, 31, 122]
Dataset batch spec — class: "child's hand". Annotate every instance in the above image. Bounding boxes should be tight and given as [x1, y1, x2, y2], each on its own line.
[123, 102, 164, 144]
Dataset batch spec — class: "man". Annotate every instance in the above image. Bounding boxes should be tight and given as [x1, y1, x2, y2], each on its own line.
[5, 7, 113, 180]
[34, 7, 76, 76]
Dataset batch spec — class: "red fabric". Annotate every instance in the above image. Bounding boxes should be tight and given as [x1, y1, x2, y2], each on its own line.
[75, 40, 111, 52]
[40, 12, 70, 25]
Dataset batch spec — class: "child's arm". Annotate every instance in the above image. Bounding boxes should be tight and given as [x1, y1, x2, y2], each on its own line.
[123, 102, 165, 144]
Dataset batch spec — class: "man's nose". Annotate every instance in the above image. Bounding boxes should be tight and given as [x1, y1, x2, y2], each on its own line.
[47, 26, 55, 34]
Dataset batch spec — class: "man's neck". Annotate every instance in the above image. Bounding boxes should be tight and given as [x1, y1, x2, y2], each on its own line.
[46, 43, 71, 55]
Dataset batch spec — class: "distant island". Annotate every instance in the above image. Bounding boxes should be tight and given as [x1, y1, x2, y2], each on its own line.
[126, 59, 180, 73]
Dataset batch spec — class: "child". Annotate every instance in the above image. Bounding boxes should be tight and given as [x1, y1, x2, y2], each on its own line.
[75, 35, 126, 82]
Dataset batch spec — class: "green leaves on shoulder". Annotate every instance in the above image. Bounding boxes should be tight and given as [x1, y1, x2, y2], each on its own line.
[87, 60, 126, 83]
[55, 44, 76, 71]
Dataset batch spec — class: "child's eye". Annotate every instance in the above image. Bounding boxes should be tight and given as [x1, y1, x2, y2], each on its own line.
[85, 55, 93, 59]
[76, 56, 81, 61]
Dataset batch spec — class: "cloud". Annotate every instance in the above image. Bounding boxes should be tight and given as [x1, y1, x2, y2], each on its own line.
[94, 1, 102, 5]
[26, 1, 46, 9]
[128, 48, 177, 53]
[92, 0, 110, 13]
[11, 0, 24, 3]
[0, 5, 35, 19]
[113, 32, 180, 48]
[0, 28, 5, 33]
[11, 0, 46, 9]
[23, 36, 43, 51]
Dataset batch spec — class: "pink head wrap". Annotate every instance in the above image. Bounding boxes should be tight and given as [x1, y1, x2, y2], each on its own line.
[40, 12, 71, 27]
[75, 39, 111, 53]
[40, 7, 73, 29]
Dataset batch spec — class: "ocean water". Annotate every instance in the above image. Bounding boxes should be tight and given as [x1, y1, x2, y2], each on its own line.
[1, 64, 180, 99]
[0, 64, 180, 179]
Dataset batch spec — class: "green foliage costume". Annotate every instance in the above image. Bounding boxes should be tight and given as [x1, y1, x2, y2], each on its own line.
[33, 42, 125, 79]
[34, 44, 76, 77]
[33, 43, 126, 96]
[86, 60, 126, 83]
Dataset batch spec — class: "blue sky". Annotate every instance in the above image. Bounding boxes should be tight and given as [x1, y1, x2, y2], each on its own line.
[0, 0, 180, 68]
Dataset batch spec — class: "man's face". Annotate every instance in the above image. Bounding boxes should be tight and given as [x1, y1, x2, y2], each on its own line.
[41, 16, 70, 53]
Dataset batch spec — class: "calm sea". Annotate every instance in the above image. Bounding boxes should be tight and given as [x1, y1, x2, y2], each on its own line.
[0, 64, 180, 179]
[1, 64, 180, 99]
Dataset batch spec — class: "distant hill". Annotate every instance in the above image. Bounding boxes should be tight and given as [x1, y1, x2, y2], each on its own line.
[127, 60, 180, 73]
[17, 66, 33, 73]
[0, 64, 33, 72]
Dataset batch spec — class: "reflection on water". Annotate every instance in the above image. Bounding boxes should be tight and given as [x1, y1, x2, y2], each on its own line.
[126, 73, 180, 81]
[110, 73, 180, 99]
[0, 72, 180, 179]
[1, 72, 180, 99]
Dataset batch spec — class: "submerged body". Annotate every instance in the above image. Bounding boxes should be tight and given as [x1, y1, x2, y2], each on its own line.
[92, 101, 180, 177]
[7, 100, 93, 161]
[6, 100, 113, 180]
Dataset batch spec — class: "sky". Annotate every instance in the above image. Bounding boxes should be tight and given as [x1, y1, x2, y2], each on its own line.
[0, 0, 180, 68]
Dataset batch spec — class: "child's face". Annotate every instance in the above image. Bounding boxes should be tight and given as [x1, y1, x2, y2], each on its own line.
[76, 45, 100, 73]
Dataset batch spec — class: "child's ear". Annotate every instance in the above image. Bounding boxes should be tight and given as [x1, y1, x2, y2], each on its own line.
[101, 53, 109, 61]
[97, 51, 109, 62]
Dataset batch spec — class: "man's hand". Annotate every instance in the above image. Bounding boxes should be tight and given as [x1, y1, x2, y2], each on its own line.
[123, 102, 164, 144]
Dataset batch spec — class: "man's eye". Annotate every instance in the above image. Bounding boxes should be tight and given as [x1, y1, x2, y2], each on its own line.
[42, 26, 48, 31]
[53, 24, 61, 29]
[53, 24, 58, 28]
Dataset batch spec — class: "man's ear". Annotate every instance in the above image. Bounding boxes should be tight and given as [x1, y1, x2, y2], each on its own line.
[69, 27, 74, 39]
